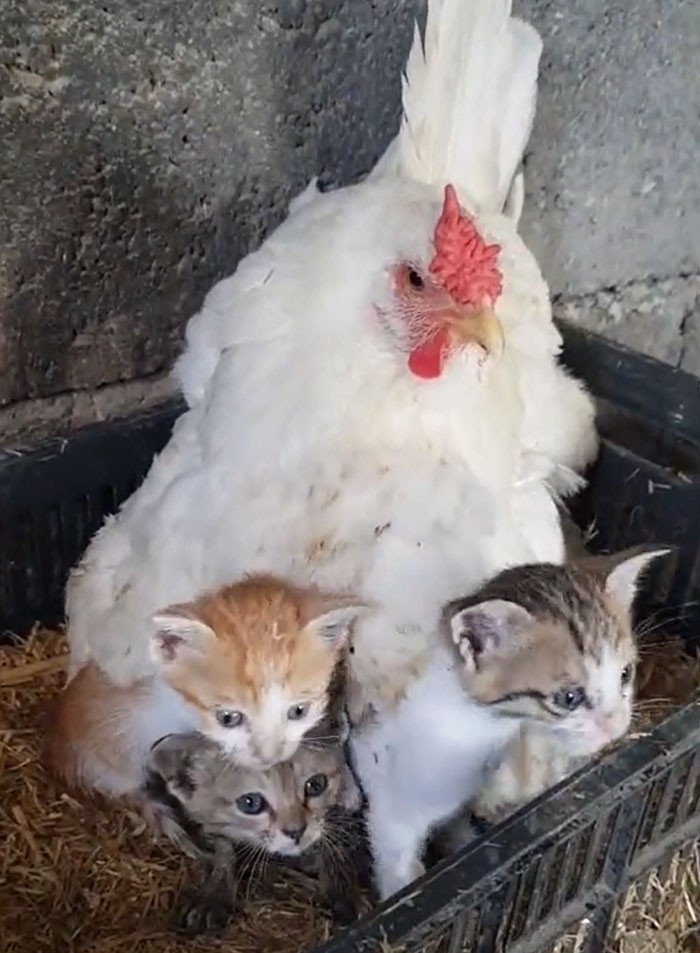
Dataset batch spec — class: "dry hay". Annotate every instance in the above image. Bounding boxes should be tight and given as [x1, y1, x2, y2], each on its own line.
[1, 629, 698, 953]
[0, 630, 349, 953]
[549, 846, 700, 953]
[614, 846, 700, 953]
[634, 629, 700, 731]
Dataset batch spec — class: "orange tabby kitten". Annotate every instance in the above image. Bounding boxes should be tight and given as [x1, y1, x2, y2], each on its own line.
[47, 575, 366, 802]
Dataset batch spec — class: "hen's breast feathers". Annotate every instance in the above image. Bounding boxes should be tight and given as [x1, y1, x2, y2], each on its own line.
[69, 431, 567, 696]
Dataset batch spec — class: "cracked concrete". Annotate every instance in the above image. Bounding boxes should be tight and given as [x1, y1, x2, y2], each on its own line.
[0, 0, 698, 446]
[554, 273, 700, 374]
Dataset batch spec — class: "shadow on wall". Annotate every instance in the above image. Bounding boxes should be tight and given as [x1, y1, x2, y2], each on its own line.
[4, 146, 227, 407]
[0, 0, 421, 413]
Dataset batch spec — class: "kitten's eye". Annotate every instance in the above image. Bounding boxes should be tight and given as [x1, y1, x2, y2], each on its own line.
[236, 792, 267, 815]
[216, 709, 244, 729]
[551, 686, 587, 711]
[621, 664, 633, 687]
[287, 703, 309, 721]
[407, 267, 425, 291]
[304, 773, 328, 798]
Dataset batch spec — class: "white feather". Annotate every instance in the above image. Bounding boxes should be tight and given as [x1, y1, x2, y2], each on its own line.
[287, 177, 322, 217]
[503, 170, 525, 225]
[393, 0, 542, 212]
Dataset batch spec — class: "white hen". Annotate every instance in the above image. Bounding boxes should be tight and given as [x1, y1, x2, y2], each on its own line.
[63, 0, 597, 794]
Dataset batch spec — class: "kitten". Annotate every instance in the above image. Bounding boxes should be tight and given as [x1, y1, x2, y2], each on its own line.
[144, 731, 364, 934]
[48, 575, 366, 800]
[350, 545, 668, 900]
[464, 544, 673, 827]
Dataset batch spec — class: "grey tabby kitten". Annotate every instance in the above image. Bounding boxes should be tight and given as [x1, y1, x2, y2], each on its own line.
[144, 729, 363, 934]
[432, 543, 670, 856]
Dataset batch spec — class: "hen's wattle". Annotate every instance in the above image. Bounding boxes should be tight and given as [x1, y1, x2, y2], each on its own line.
[407, 328, 451, 379]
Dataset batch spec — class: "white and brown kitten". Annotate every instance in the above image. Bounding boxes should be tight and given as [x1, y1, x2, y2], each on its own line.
[145, 731, 363, 934]
[464, 544, 672, 826]
[48, 575, 366, 799]
[350, 545, 668, 900]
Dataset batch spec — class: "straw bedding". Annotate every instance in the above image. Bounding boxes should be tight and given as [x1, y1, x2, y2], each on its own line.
[1, 628, 698, 953]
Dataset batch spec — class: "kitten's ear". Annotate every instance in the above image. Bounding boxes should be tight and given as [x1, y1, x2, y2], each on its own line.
[447, 599, 534, 672]
[150, 605, 216, 665]
[148, 732, 210, 794]
[602, 545, 673, 616]
[304, 597, 372, 647]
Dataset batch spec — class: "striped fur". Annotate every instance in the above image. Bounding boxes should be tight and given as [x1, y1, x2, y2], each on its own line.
[443, 547, 669, 827]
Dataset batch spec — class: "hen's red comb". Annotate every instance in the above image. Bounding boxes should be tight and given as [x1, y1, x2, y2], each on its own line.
[429, 185, 503, 307]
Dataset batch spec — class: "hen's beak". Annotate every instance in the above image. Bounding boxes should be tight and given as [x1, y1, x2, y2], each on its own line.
[443, 306, 504, 359]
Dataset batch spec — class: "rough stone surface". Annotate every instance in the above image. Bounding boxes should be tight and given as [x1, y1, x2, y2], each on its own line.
[0, 0, 421, 431]
[0, 375, 176, 451]
[521, 0, 700, 296]
[679, 306, 700, 378]
[1, 0, 699, 446]
[554, 273, 700, 371]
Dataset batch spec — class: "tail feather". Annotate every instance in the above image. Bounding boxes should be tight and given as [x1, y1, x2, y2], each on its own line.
[377, 0, 542, 214]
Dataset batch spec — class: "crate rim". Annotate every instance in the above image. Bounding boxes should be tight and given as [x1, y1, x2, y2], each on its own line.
[314, 696, 700, 953]
[558, 321, 700, 448]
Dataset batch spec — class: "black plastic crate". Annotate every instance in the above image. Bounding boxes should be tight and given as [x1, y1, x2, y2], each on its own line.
[1, 323, 698, 953]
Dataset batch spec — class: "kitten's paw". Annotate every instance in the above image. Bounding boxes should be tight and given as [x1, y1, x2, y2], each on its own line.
[174, 889, 236, 936]
[377, 859, 426, 901]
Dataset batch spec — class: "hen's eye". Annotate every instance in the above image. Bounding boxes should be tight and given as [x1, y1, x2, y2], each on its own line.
[236, 792, 267, 815]
[304, 773, 328, 798]
[551, 686, 587, 712]
[216, 709, 244, 728]
[407, 267, 425, 290]
[287, 703, 309, 721]
[621, 664, 633, 687]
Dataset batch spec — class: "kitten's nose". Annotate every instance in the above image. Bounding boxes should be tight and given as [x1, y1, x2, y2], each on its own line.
[282, 824, 307, 845]
[253, 741, 283, 768]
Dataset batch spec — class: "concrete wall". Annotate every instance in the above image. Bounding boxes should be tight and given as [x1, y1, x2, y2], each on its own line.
[1, 0, 698, 447]
[522, 0, 699, 374]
